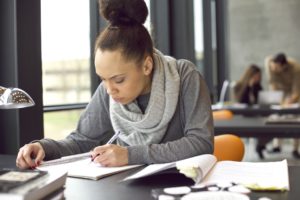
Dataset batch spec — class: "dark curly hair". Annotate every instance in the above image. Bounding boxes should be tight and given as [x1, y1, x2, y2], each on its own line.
[95, 0, 153, 64]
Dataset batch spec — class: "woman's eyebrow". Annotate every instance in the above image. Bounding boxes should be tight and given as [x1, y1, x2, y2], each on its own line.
[100, 74, 125, 80]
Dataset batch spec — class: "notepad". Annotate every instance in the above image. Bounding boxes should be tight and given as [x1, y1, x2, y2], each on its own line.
[37, 154, 141, 180]
[123, 154, 289, 191]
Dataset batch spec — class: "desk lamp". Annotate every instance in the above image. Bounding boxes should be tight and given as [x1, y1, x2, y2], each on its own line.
[0, 86, 35, 109]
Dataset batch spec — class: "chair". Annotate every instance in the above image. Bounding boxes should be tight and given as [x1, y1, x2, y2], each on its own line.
[214, 134, 245, 161]
[212, 109, 233, 120]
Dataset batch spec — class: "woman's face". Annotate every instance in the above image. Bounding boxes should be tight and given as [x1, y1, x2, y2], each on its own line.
[251, 72, 261, 84]
[94, 49, 153, 105]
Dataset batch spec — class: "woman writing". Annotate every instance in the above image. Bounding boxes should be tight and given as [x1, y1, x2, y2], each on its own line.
[16, 0, 213, 169]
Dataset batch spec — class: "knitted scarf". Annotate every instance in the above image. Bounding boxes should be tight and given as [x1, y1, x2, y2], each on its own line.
[109, 49, 180, 146]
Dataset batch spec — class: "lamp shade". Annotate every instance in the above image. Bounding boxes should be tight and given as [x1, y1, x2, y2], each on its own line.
[0, 86, 35, 109]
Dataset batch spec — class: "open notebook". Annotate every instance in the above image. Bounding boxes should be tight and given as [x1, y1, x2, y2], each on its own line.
[123, 154, 289, 191]
[37, 153, 141, 180]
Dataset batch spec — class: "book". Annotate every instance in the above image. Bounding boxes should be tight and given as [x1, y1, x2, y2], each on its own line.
[37, 153, 142, 180]
[265, 114, 300, 124]
[0, 169, 67, 200]
[123, 154, 289, 191]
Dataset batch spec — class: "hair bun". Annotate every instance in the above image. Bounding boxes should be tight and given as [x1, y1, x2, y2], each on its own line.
[99, 0, 148, 26]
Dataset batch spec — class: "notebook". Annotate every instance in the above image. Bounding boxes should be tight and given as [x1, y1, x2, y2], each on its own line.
[37, 153, 141, 180]
[258, 91, 283, 105]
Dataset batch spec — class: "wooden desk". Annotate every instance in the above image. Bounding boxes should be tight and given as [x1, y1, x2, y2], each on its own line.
[1, 154, 299, 200]
[214, 115, 300, 138]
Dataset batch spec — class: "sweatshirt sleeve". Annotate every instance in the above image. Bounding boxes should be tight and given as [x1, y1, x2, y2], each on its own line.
[38, 84, 114, 160]
[127, 60, 214, 164]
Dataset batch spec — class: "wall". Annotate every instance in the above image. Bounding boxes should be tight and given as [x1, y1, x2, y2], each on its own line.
[227, 0, 300, 88]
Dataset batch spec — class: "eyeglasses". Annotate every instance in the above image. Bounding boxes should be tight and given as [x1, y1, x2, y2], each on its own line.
[0, 86, 35, 109]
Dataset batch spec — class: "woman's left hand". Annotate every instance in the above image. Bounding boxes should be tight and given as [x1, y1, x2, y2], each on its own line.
[91, 144, 128, 167]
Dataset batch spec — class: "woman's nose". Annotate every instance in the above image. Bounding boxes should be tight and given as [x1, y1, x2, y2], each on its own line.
[105, 82, 117, 95]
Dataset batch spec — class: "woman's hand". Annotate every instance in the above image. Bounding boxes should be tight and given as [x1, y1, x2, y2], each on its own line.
[91, 144, 128, 167]
[16, 143, 45, 169]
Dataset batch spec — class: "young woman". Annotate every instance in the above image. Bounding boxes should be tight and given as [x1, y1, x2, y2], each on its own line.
[16, 0, 213, 169]
[234, 64, 262, 105]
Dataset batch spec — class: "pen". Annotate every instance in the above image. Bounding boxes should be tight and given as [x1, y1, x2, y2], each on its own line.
[91, 130, 121, 161]
[106, 130, 121, 144]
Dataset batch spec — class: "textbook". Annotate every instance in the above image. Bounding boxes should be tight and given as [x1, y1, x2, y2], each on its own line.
[123, 154, 289, 191]
[37, 153, 141, 180]
[0, 169, 67, 200]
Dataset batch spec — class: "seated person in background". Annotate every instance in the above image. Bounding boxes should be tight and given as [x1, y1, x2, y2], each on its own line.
[234, 64, 262, 105]
[234, 64, 267, 159]
[265, 52, 300, 158]
[16, 0, 214, 169]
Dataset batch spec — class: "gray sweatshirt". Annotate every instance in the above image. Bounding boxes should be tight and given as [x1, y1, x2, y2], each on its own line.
[39, 59, 214, 164]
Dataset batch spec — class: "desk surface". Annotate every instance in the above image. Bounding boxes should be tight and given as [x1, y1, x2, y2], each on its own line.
[213, 104, 300, 116]
[214, 115, 300, 138]
[1, 154, 300, 200]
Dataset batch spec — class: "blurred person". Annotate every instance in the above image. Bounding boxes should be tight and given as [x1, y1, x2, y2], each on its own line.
[265, 53, 300, 158]
[234, 64, 262, 105]
[234, 64, 267, 159]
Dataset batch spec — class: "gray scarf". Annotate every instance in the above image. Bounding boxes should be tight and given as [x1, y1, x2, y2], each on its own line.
[109, 49, 180, 146]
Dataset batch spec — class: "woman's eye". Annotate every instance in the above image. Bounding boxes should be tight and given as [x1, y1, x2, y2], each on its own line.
[115, 78, 125, 84]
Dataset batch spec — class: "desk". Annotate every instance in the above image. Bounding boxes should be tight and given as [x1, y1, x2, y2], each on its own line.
[214, 115, 300, 138]
[1, 154, 300, 200]
[213, 104, 300, 116]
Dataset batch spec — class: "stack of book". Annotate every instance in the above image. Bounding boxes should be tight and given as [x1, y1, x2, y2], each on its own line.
[0, 169, 67, 200]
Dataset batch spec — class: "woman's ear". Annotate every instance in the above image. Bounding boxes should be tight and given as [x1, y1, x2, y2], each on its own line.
[143, 56, 153, 76]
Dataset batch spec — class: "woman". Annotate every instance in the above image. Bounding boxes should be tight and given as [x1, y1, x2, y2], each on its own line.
[16, 0, 213, 169]
[234, 64, 262, 105]
[234, 64, 267, 159]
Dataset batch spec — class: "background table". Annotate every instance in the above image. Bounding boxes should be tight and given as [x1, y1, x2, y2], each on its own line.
[1, 154, 300, 200]
[214, 115, 300, 138]
[213, 104, 300, 116]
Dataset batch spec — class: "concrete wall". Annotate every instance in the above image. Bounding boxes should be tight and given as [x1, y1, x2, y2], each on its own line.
[227, 0, 300, 88]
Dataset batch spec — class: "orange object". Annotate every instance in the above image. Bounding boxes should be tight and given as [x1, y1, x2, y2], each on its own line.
[212, 110, 233, 120]
[214, 134, 245, 161]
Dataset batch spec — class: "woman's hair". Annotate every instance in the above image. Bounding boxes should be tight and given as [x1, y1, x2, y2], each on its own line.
[95, 0, 153, 64]
[239, 64, 261, 83]
[234, 64, 261, 101]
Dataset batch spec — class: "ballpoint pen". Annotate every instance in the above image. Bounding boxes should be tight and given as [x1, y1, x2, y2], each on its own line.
[106, 130, 121, 145]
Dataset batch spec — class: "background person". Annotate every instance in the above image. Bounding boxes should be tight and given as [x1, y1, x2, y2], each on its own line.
[16, 0, 214, 169]
[234, 64, 262, 105]
[234, 64, 267, 159]
[265, 52, 300, 158]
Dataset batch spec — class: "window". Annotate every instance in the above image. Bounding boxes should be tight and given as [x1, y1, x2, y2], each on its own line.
[193, 0, 204, 74]
[41, 0, 91, 139]
[41, 0, 152, 140]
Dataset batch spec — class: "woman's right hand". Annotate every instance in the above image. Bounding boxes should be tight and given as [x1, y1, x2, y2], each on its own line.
[16, 143, 45, 169]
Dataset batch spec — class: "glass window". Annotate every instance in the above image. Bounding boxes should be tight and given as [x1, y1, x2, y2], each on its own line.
[44, 110, 84, 140]
[193, 0, 204, 74]
[144, 0, 151, 31]
[41, 0, 152, 140]
[41, 0, 91, 106]
[41, 0, 91, 139]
